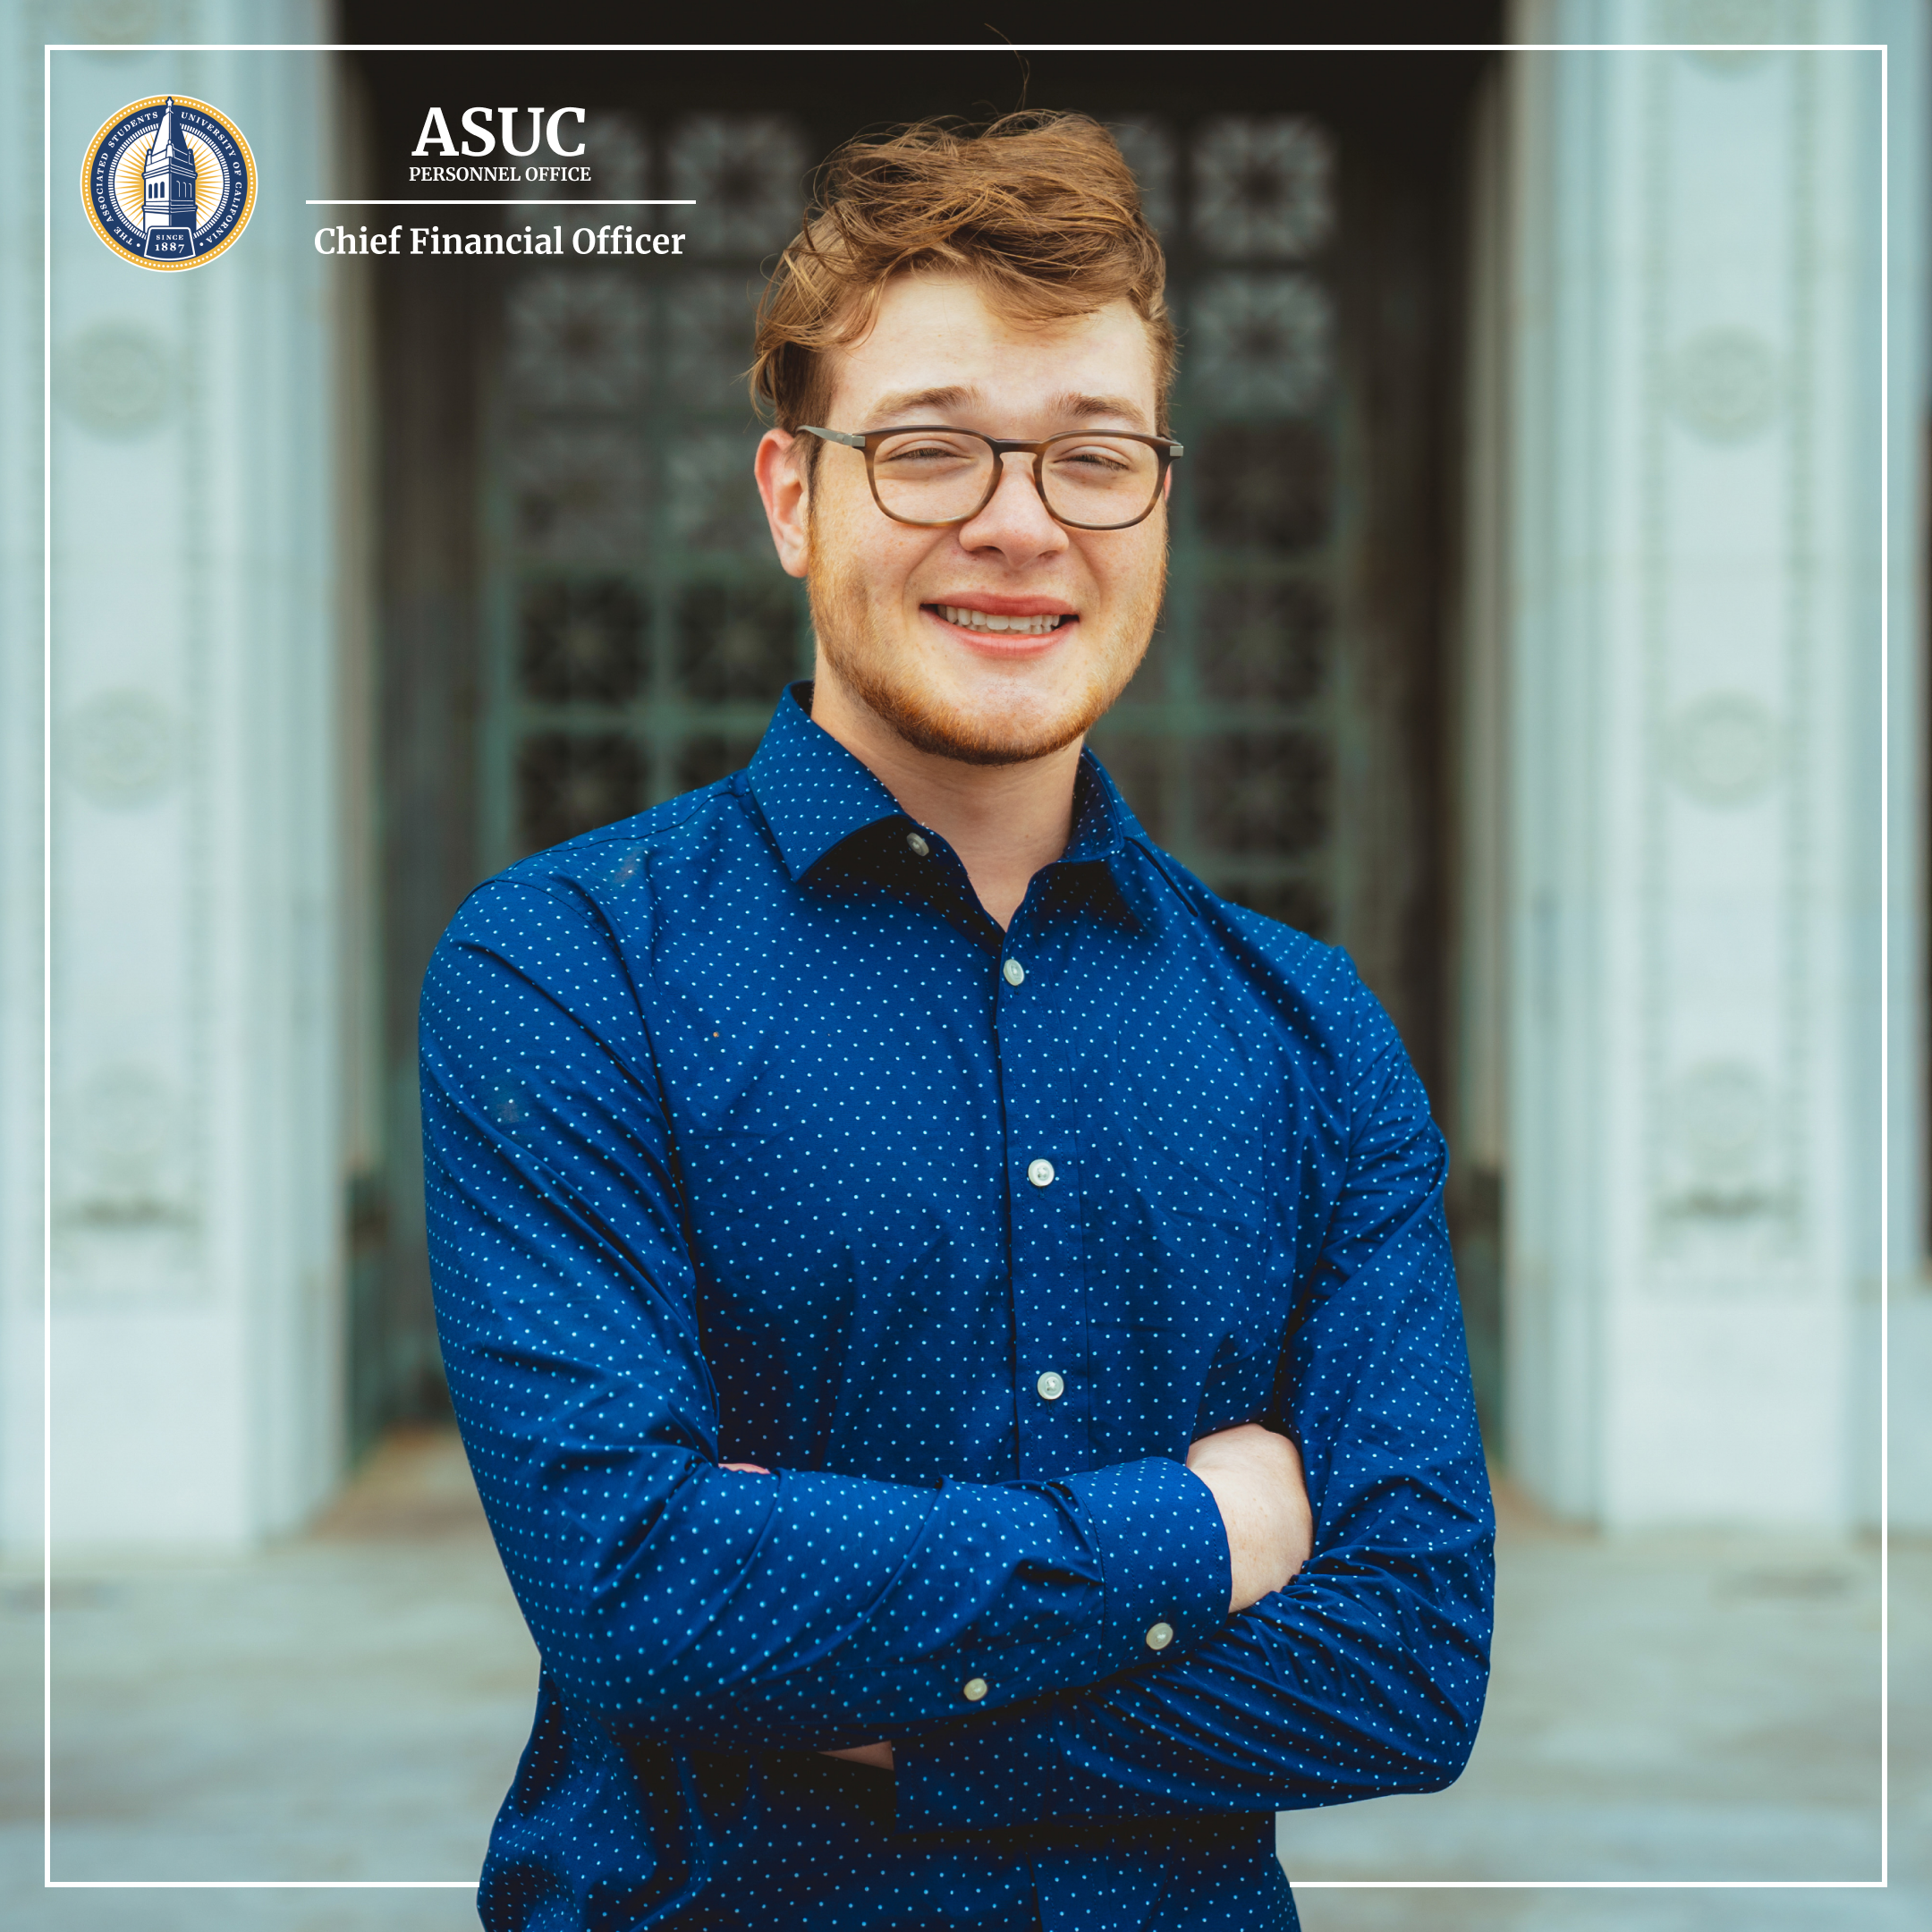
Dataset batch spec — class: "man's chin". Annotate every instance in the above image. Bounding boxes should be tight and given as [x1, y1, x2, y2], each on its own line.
[850, 672, 1098, 767]
[888, 702, 1091, 767]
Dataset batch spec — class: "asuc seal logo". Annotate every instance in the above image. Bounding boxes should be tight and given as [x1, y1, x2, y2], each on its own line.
[80, 95, 256, 270]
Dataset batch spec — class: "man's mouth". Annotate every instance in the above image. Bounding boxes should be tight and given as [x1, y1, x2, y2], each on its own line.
[931, 605, 1072, 637]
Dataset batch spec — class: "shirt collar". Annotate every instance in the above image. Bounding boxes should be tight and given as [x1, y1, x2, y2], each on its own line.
[1066, 747, 1135, 866]
[748, 681, 1144, 898]
[748, 683, 910, 882]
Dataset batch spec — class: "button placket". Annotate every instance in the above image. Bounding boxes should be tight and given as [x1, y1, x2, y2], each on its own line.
[994, 910, 1089, 1479]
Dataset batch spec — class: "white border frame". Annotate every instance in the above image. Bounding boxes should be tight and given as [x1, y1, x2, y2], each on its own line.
[38, 30, 1893, 1901]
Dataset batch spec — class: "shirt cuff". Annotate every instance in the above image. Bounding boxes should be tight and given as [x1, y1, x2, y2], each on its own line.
[891, 1459, 1226, 1834]
[1057, 1454, 1230, 1673]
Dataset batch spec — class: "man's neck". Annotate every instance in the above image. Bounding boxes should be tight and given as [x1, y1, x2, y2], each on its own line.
[808, 668, 1080, 931]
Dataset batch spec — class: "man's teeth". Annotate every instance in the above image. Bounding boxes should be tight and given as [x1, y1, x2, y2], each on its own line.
[937, 606, 1066, 636]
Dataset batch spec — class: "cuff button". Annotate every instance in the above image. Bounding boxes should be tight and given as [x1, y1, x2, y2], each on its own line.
[1144, 1622, 1174, 1651]
[962, 1676, 989, 1701]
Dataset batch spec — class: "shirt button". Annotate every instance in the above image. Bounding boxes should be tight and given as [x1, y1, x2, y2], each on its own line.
[1145, 1622, 1174, 1651]
[1027, 1158, 1055, 1188]
[962, 1676, 989, 1701]
[1036, 1370, 1065, 1402]
[905, 831, 931, 858]
[1002, 958, 1026, 987]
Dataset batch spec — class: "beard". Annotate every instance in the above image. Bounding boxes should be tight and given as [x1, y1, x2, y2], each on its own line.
[806, 545, 1165, 767]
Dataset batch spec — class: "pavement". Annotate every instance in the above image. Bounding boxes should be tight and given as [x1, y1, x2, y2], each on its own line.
[1, 1429, 1922, 1931]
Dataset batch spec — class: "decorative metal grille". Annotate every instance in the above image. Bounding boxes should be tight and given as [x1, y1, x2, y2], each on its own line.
[504, 271, 649, 410]
[1189, 273, 1333, 417]
[1191, 114, 1335, 259]
[482, 114, 811, 868]
[1088, 112, 1344, 938]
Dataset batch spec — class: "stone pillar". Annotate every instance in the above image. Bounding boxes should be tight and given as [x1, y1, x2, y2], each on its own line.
[1, 4, 347, 1550]
[1500, 2, 1919, 1527]
[1879, 9, 1932, 1532]
[0, 11, 47, 1551]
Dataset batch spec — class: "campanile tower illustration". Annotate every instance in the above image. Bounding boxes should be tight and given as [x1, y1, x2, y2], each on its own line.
[141, 98, 199, 257]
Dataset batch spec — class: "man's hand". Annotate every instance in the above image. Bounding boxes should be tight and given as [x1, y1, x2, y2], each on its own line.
[1185, 1423, 1312, 1613]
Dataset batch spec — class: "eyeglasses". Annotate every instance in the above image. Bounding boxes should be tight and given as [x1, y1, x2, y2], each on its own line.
[799, 425, 1183, 532]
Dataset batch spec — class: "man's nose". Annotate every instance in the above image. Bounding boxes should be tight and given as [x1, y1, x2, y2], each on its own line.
[956, 452, 1070, 562]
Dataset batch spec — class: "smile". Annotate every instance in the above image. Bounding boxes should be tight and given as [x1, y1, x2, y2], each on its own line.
[933, 606, 1070, 636]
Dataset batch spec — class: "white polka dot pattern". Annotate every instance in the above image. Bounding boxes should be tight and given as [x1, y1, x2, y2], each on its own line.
[422, 684, 1492, 1932]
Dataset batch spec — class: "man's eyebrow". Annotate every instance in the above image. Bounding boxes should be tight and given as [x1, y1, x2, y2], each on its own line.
[869, 385, 976, 419]
[860, 387, 1153, 430]
[1052, 393, 1151, 428]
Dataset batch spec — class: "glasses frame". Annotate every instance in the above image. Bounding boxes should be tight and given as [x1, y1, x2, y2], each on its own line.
[798, 424, 1184, 532]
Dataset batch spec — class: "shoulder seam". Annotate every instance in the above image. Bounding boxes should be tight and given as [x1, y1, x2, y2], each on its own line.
[551, 784, 728, 853]
[1131, 837, 1208, 916]
[450, 788, 738, 928]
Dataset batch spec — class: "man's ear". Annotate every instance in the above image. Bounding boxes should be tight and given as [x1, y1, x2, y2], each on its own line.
[756, 429, 811, 579]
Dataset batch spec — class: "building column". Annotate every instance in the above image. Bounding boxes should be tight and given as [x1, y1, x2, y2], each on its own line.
[1499, 2, 1919, 1527]
[2, 4, 348, 1551]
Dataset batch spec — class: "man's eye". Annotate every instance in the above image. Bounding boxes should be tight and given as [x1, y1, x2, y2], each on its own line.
[1051, 445, 1135, 473]
[879, 443, 974, 465]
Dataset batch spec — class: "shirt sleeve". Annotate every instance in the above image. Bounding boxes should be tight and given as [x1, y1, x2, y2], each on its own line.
[419, 875, 1232, 1754]
[892, 970, 1496, 1825]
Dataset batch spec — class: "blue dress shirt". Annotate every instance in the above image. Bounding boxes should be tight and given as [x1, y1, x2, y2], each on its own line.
[422, 682, 1494, 1932]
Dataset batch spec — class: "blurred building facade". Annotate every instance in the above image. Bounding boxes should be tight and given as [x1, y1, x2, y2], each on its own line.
[1, 2, 1927, 1553]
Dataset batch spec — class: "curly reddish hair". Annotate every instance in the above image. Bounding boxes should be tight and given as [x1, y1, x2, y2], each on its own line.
[750, 113, 1175, 440]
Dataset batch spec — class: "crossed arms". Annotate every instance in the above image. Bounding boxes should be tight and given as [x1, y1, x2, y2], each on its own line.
[818, 1423, 1313, 1773]
[421, 885, 1495, 1827]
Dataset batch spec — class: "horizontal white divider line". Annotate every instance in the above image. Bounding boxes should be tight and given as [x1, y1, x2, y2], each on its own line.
[45, 41, 1897, 51]
[306, 199, 696, 206]
[43, 1880, 1889, 1894]
[47, 1880, 480, 1890]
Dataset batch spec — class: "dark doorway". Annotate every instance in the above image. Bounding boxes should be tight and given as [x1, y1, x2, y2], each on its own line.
[342, 35, 1499, 1452]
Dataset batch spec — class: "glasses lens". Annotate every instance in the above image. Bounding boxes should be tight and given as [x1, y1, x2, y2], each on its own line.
[1039, 436, 1162, 529]
[870, 430, 998, 524]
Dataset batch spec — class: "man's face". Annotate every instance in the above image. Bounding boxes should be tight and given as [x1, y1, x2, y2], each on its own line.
[769, 274, 1168, 766]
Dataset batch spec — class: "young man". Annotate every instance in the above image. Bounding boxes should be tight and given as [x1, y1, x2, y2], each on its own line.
[423, 114, 1493, 1932]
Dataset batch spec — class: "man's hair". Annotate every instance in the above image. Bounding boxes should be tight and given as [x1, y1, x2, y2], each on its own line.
[750, 113, 1175, 442]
